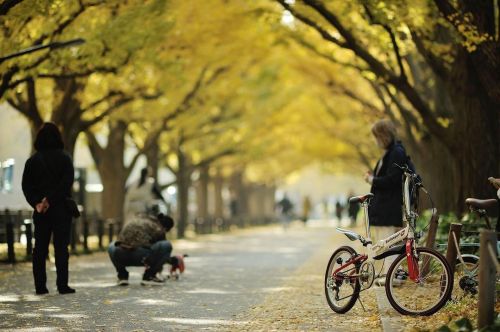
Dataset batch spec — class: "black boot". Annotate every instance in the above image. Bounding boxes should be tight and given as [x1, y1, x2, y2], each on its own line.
[58, 286, 76, 294]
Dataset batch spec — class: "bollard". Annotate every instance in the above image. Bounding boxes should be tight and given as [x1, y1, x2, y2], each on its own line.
[478, 229, 497, 329]
[108, 219, 114, 245]
[5, 210, 15, 263]
[70, 219, 77, 254]
[206, 218, 212, 234]
[425, 209, 439, 249]
[82, 215, 89, 253]
[445, 223, 462, 278]
[97, 218, 104, 249]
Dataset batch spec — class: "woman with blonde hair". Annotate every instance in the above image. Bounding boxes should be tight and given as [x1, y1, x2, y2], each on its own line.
[364, 119, 409, 286]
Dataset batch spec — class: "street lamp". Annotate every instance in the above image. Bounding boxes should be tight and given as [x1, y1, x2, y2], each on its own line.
[0, 38, 85, 64]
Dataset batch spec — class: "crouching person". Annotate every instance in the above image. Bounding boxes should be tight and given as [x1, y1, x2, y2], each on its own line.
[108, 214, 183, 286]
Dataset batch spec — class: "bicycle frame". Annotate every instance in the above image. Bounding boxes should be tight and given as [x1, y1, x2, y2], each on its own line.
[333, 167, 421, 283]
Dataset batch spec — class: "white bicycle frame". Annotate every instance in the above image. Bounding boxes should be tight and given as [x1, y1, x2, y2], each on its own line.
[336, 169, 420, 275]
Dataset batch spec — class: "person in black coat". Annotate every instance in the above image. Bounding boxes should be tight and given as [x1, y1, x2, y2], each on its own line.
[364, 119, 407, 285]
[22, 122, 76, 295]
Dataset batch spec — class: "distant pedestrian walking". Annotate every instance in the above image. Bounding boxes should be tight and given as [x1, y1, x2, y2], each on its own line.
[276, 194, 294, 228]
[335, 200, 344, 223]
[347, 191, 360, 225]
[301, 195, 312, 224]
[21, 122, 76, 295]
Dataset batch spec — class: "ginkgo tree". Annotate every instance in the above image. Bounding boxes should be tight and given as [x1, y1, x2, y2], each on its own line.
[273, 0, 500, 211]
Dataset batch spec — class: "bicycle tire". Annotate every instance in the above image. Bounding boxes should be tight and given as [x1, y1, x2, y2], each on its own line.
[385, 247, 452, 316]
[325, 246, 360, 314]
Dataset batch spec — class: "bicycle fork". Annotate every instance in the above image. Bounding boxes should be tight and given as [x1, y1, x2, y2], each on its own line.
[406, 239, 420, 281]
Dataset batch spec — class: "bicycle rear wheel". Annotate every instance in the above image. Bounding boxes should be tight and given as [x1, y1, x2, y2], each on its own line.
[325, 246, 360, 314]
[454, 256, 479, 297]
[385, 247, 452, 316]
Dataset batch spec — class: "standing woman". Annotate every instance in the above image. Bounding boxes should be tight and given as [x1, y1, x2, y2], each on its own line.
[363, 119, 408, 285]
[22, 122, 76, 295]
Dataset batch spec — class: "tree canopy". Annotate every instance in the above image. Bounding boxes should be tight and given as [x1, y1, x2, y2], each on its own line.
[1, 0, 498, 216]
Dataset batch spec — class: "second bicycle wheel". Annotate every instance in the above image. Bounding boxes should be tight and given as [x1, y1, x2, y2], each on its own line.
[385, 247, 452, 316]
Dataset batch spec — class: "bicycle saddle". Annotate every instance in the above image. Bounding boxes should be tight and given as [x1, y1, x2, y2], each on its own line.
[465, 198, 497, 210]
[349, 193, 374, 204]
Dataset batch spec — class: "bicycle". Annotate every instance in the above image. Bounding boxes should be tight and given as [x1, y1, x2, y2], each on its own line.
[324, 164, 453, 316]
[451, 184, 499, 297]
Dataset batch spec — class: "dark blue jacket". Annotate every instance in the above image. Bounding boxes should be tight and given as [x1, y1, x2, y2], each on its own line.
[368, 141, 407, 227]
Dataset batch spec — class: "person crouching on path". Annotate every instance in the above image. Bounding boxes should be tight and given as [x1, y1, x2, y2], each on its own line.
[108, 214, 183, 285]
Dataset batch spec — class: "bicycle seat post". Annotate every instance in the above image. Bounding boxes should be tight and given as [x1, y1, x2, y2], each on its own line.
[362, 200, 372, 242]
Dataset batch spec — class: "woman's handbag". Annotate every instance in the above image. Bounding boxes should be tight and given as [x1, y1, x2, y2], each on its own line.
[65, 198, 81, 218]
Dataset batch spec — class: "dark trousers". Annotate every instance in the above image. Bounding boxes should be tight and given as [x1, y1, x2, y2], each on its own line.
[32, 205, 72, 291]
[108, 240, 173, 279]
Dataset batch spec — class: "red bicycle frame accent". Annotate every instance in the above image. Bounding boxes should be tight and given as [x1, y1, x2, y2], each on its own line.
[406, 239, 419, 281]
[332, 254, 367, 282]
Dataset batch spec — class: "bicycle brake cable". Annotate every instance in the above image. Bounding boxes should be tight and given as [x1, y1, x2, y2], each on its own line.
[420, 186, 435, 232]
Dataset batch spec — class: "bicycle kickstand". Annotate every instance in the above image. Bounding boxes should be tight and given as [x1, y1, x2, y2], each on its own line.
[357, 296, 367, 312]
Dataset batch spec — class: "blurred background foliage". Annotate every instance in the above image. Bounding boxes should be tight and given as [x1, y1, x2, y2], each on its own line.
[1, 0, 498, 237]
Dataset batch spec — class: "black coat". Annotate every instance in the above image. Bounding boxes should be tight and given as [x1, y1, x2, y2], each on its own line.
[368, 141, 407, 227]
[22, 149, 74, 210]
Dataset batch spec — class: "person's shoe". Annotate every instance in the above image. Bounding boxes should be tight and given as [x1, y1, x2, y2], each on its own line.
[117, 278, 129, 286]
[141, 275, 165, 286]
[58, 286, 76, 294]
[35, 288, 49, 295]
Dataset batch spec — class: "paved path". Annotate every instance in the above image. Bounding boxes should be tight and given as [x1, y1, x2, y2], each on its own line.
[0, 220, 404, 331]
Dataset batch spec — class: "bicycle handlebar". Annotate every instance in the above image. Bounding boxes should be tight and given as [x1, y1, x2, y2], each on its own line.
[394, 163, 422, 185]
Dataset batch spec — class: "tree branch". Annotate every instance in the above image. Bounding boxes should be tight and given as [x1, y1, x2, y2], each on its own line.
[192, 148, 236, 170]
[25, 77, 43, 127]
[362, 4, 406, 80]
[80, 91, 123, 113]
[0, 65, 19, 98]
[0, 0, 24, 16]
[276, 0, 346, 48]
[290, 34, 367, 72]
[410, 31, 450, 80]
[279, 0, 452, 148]
[80, 95, 134, 131]
[37, 66, 118, 79]
[84, 131, 104, 167]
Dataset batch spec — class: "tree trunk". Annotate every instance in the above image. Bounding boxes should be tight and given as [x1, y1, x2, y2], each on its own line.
[230, 170, 248, 217]
[88, 121, 128, 226]
[196, 164, 209, 219]
[406, 136, 458, 213]
[213, 169, 224, 219]
[176, 148, 191, 238]
[445, 54, 500, 211]
[146, 140, 159, 179]
[100, 165, 127, 225]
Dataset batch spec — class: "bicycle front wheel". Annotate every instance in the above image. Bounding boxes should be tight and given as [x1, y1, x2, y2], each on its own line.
[325, 246, 360, 314]
[385, 247, 452, 316]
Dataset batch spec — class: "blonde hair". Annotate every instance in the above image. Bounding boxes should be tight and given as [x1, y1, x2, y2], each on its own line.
[371, 119, 397, 148]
